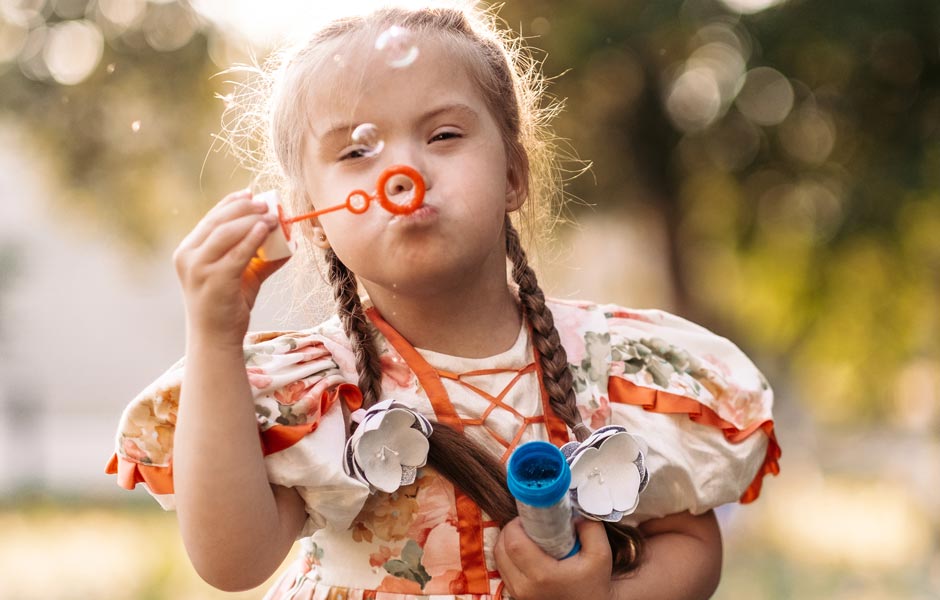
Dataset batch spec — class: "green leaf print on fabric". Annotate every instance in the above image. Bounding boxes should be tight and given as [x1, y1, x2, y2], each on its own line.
[243, 335, 299, 364]
[383, 539, 431, 589]
[611, 337, 707, 397]
[570, 331, 611, 396]
[583, 332, 611, 381]
[304, 541, 325, 567]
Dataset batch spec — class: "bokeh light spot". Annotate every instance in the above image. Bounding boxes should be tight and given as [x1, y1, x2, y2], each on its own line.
[96, 0, 146, 30]
[43, 19, 103, 85]
[142, 1, 199, 52]
[779, 103, 836, 165]
[0, 16, 28, 63]
[718, 0, 787, 15]
[688, 41, 746, 103]
[0, 0, 47, 28]
[53, 0, 86, 20]
[530, 16, 551, 36]
[16, 24, 49, 80]
[666, 67, 723, 132]
[735, 66, 794, 126]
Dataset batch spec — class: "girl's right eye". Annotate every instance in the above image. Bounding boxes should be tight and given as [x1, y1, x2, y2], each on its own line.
[339, 147, 369, 161]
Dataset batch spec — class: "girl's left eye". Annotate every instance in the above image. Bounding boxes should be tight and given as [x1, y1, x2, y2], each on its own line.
[429, 131, 461, 143]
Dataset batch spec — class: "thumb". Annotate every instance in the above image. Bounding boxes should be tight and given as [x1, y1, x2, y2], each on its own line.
[574, 518, 612, 561]
[250, 256, 290, 284]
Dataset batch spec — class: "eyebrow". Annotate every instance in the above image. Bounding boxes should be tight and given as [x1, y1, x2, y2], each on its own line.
[314, 103, 481, 143]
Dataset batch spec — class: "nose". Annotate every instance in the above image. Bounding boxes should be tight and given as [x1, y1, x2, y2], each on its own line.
[382, 140, 431, 192]
[385, 172, 414, 197]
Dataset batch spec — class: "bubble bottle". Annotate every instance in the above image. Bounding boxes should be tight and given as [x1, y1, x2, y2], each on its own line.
[507, 440, 581, 559]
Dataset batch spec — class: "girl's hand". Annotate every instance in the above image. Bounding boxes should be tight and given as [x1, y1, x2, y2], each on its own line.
[173, 189, 286, 346]
[494, 517, 613, 600]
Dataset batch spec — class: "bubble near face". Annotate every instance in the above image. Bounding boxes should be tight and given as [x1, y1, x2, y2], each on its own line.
[374, 25, 419, 69]
[351, 122, 385, 158]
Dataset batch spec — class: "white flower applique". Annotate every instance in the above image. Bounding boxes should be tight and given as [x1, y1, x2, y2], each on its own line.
[343, 399, 434, 494]
[561, 425, 649, 521]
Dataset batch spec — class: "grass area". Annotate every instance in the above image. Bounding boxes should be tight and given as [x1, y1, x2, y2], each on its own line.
[1, 490, 937, 599]
[0, 499, 300, 600]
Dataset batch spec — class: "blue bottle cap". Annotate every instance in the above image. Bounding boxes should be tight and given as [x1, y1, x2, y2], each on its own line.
[507, 441, 571, 508]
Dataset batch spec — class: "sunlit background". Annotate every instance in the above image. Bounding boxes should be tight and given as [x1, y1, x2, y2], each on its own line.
[1, 0, 939, 598]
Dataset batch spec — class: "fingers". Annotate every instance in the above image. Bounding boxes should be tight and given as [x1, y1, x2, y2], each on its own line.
[495, 518, 615, 600]
[499, 517, 557, 573]
[175, 189, 280, 282]
[180, 189, 270, 252]
[493, 521, 529, 598]
[574, 518, 613, 563]
[222, 218, 279, 273]
[198, 212, 277, 269]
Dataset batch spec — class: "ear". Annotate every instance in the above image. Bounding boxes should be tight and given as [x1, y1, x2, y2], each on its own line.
[312, 222, 331, 249]
[505, 148, 529, 213]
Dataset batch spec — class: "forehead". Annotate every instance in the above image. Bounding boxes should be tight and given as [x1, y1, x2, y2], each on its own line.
[303, 32, 489, 135]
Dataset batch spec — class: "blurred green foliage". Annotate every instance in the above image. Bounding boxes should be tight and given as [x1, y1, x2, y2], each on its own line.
[501, 0, 940, 427]
[1, 0, 938, 428]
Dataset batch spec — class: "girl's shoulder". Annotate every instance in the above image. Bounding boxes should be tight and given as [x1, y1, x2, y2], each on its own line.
[547, 297, 773, 427]
[106, 316, 362, 510]
[546, 296, 729, 340]
[547, 297, 780, 518]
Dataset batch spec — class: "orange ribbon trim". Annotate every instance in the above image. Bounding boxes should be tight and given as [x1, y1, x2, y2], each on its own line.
[106, 383, 363, 496]
[106, 453, 175, 494]
[454, 489, 490, 594]
[365, 306, 517, 593]
[365, 307, 463, 430]
[608, 376, 781, 503]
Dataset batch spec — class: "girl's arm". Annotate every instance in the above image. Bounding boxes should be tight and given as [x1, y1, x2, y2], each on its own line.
[172, 189, 304, 591]
[494, 510, 722, 600]
[612, 510, 722, 600]
[175, 338, 307, 591]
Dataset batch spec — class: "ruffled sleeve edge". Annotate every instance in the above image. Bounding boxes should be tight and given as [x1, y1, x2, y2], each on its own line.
[609, 376, 780, 504]
[105, 382, 363, 497]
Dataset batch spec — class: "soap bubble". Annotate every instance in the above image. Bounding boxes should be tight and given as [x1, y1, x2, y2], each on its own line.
[351, 123, 385, 158]
[375, 25, 419, 68]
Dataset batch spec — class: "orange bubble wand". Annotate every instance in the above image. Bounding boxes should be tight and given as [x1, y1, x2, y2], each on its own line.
[256, 164, 426, 262]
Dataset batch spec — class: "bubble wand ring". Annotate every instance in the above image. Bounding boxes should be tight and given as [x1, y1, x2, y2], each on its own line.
[278, 164, 426, 242]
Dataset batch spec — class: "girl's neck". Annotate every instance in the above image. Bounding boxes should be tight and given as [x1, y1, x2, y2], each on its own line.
[363, 276, 522, 359]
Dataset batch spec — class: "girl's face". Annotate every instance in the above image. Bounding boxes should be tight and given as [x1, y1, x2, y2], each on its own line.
[301, 35, 525, 296]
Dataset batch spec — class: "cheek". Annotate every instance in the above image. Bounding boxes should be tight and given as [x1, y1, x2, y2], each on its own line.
[318, 211, 381, 267]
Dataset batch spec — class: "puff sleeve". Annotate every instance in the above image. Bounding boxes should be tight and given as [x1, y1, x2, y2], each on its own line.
[561, 301, 780, 525]
[105, 327, 370, 536]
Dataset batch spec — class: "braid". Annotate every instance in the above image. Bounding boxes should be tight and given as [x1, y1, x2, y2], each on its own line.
[504, 216, 589, 442]
[326, 248, 384, 409]
[505, 216, 646, 574]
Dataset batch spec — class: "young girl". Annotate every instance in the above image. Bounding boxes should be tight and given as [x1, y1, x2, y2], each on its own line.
[107, 4, 780, 599]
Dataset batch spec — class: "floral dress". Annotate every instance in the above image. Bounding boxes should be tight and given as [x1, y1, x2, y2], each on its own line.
[107, 298, 780, 599]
